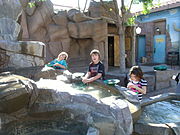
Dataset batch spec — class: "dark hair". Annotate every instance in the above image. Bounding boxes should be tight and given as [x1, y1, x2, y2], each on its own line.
[129, 66, 144, 79]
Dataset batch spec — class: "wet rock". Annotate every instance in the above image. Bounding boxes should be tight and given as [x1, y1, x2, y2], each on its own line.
[115, 85, 139, 103]
[71, 72, 84, 82]
[29, 79, 133, 135]
[134, 123, 174, 135]
[0, 73, 133, 135]
[167, 122, 180, 135]
[33, 66, 64, 80]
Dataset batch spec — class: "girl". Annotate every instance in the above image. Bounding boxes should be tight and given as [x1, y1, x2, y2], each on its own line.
[48, 52, 68, 70]
[127, 66, 147, 101]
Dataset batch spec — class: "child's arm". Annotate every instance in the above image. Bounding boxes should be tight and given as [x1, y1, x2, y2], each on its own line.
[53, 60, 67, 69]
[128, 85, 147, 94]
[82, 73, 102, 83]
[82, 72, 91, 83]
[83, 72, 91, 79]
[53, 63, 67, 69]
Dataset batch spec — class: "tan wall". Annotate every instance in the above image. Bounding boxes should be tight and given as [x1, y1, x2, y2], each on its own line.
[114, 35, 120, 66]
[108, 26, 135, 67]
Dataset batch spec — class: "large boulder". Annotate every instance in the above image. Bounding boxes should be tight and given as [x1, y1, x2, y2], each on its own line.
[24, 0, 54, 42]
[67, 9, 91, 22]
[47, 24, 69, 40]
[0, 40, 45, 68]
[67, 9, 81, 21]
[46, 38, 71, 61]
[33, 66, 64, 80]
[53, 11, 68, 26]
[68, 20, 107, 42]
[0, 0, 22, 20]
[25, 3, 36, 16]
[0, 40, 45, 57]
[0, 73, 30, 113]
[0, 18, 21, 41]
[30, 79, 133, 135]
[0, 73, 133, 135]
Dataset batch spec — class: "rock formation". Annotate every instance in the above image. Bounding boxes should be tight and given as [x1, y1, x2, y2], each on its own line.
[0, 72, 133, 135]
[0, 0, 46, 69]
[18, 0, 107, 68]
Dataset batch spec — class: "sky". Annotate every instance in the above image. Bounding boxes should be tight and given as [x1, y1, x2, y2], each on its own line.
[51, 0, 172, 12]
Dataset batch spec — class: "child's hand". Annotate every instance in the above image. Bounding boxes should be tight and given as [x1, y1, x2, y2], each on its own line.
[128, 85, 138, 89]
[53, 63, 58, 66]
[82, 78, 90, 84]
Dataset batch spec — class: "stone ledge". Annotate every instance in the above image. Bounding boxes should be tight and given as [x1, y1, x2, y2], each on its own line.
[0, 40, 46, 58]
[134, 122, 173, 135]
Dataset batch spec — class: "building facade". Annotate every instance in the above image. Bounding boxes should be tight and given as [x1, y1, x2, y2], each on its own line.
[136, 1, 180, 65]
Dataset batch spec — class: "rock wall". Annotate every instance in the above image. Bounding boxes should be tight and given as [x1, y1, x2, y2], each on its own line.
[0, 40, 45, 68]
[0, 72, 133, 135]
[0, 0, 46, 69]
[19, 0, 108, 68]
[0, 0, 22, 20]
[0, 0, 108, 69]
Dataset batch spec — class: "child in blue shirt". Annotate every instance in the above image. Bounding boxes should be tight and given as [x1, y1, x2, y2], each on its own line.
[48, 52, 68, 70]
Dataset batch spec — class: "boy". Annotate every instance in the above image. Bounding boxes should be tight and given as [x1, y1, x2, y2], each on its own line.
[82, 49, 105, 83]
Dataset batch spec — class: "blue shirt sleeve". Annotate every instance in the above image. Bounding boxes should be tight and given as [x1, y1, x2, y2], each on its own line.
[58, 60, 67, 68]
[49, 59, 56, 65]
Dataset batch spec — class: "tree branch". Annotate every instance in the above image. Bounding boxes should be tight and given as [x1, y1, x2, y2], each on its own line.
[78, 0, 81, 11]
[83, 0, 88, 13]
[128, 0, 133, 11]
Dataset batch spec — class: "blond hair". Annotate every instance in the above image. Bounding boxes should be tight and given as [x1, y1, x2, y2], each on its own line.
[90, 49, 100, 58]
[58, 52, 68, 60]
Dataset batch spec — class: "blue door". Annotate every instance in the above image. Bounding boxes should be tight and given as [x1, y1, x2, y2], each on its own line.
[138, 36, 146, 63]
[153, 35, 166, 63]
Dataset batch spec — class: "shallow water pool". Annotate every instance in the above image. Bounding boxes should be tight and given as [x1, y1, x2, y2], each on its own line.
[138, 100, 180, 124]
[71, 82, 120, 99]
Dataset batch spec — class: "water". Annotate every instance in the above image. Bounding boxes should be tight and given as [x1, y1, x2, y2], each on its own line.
[36, 79, 121, 100]
[138, 100, 180, 124]
[71, 82, 119, 99]
[2, 80, 119, 135]
[4, 119, 88, 135]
